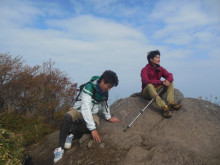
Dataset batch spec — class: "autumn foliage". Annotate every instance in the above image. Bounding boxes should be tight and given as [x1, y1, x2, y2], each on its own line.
[0, 53, 77, 119]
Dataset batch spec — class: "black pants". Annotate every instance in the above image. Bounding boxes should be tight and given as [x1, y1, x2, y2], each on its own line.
[58, 113, 92, 148]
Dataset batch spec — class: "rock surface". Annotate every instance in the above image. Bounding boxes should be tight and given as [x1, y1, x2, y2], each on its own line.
[28, 89, 220, 165]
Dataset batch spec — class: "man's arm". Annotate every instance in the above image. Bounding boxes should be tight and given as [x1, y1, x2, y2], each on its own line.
[162, 80, 171, 87]
[91, 130, 101, 143]
[162, 67, 173, 83]
[81, 92, 97, 131]
[81, 92, 102, 143]
[101, 101, 120, 123]
[101, 101, 111, 120]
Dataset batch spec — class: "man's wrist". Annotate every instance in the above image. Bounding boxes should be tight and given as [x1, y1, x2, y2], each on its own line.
[90, 129, 96, 132]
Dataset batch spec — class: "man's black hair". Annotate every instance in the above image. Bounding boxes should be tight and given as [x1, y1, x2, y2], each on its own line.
[98, 70, 119, 86]
[147, 50, 160, 63]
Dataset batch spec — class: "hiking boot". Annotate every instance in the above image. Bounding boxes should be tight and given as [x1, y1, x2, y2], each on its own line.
[64, 134, 74, 149]
[161, 105, 172, 118]
[163, 110, 173, 118]
[168, 101, 181, 111]
[54, 147, 64, 163]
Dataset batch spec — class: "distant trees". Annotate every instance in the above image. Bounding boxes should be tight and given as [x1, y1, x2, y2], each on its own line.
[0, 53, 77, 119]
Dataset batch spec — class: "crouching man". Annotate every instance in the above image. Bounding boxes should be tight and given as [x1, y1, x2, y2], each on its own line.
[54, 70, 119, 163]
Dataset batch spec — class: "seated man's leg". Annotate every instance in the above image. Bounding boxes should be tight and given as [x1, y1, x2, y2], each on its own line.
[142, 84, 152, 99]
[166, 82, 174, 104]
[142, 84, 172, 118]
[142, 84, 165, 108]
[166, 82, 181, 110]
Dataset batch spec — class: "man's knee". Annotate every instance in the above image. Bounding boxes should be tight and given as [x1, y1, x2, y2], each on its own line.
[170, 82, 174, 87]
[67, 108, 83, 122]
[146, 84, 155, 90]
[144, 84, 156, 94]
[63, 113, 73, 123]
[142, 84, 154, 99]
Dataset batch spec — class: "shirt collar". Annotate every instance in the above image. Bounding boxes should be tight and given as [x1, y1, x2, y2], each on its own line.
[96, 81, 104, 95]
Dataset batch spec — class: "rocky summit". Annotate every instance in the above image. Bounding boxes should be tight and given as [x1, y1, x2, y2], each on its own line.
[28, 89, 220, 165]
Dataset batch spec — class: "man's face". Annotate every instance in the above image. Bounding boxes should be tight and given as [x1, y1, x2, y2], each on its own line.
[150, 54, 160, 66]
[99, 79, 113, 93]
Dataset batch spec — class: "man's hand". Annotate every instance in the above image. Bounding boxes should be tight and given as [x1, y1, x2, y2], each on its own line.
[91, 130, 101, 143]
[108, 117, 120, 123]
[163, 80, 171, 87]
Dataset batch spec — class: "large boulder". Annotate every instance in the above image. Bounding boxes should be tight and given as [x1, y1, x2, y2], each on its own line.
[28, 89, 220, 165]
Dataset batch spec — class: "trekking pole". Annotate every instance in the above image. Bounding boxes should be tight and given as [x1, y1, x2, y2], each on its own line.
[124, 87, 164, 132]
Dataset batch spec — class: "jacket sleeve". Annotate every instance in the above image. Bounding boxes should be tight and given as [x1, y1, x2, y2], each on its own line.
[141, 68, 162, 86]
[100, 101, 111, 120]
[162, 67, 174, 82]
[81, 91, 96, 131]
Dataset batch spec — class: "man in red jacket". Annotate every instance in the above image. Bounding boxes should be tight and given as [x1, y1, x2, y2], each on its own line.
[141, 50, 180, 118]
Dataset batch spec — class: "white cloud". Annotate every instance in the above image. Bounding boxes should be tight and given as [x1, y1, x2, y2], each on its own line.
[194, 31, 215, 43]
[164, 32, 194, 45]
[69, 0, 145, 18]
[150, 0, 215, 26]
[0, 1, 150, 99]
[0, 0, 220, 102]
[0, 0, 43, 28]
[149, 0, 220, 45]
[46, 15, 145, 40]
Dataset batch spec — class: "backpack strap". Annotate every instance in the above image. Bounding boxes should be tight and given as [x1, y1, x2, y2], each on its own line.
[75, 82, 108, 103]
[75, 82, 90, 101]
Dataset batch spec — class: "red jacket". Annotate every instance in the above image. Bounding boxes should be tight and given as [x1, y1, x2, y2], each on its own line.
[141, 63, 173, 90]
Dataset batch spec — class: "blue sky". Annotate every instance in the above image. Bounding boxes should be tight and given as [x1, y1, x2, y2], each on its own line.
[0, 0, 220, 104]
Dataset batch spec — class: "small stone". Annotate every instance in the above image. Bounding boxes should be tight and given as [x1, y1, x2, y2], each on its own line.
[76, 160, 82, 164]
[79, 134, 91, 144]
[88, 140, 93, 149]
[99, 143, 105, 148]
